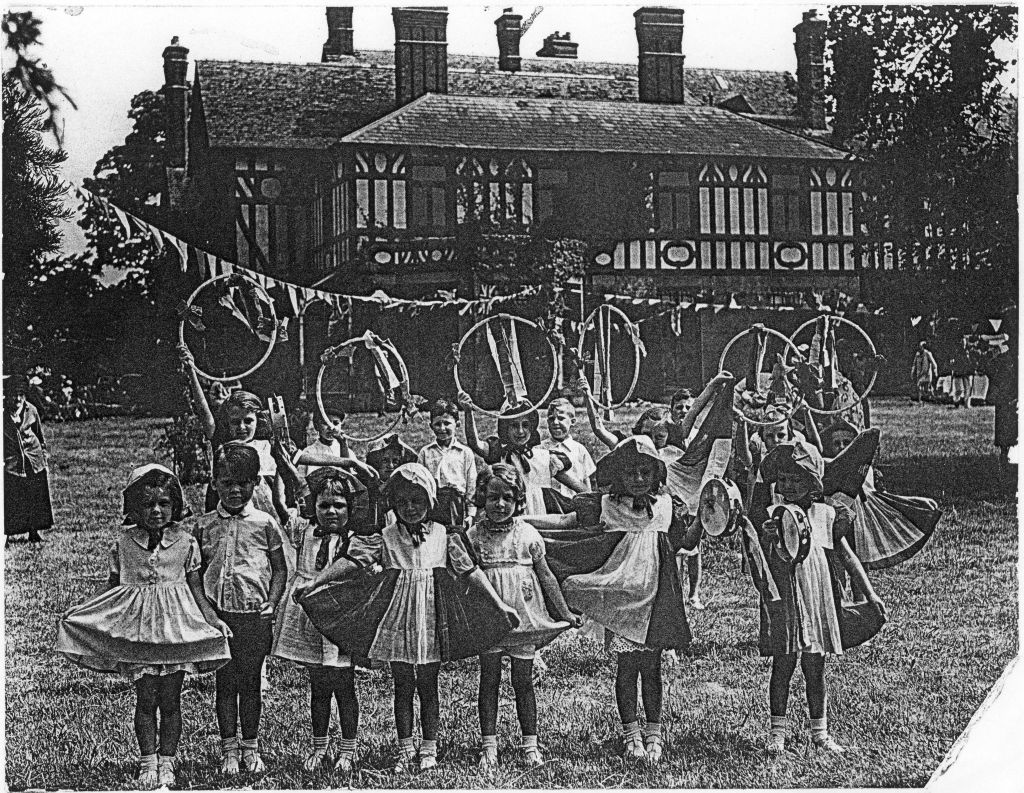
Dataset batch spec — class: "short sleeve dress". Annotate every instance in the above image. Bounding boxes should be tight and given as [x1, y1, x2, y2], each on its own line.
[273, 513, 382, 667]
[56, 524, 231, 679]
[466, 518, 569, 658]
[487, 443, 569, 515]
[299, 519, 516, 664]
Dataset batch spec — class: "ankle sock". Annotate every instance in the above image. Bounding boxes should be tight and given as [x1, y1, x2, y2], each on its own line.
[399, 736, 417, 759]
[311, 735, 329, 752]
[521, 735, 538, 752]
[622, 721, 642, 741]
[810, 717, 828, 742]
[482, 735, 498, 751]
[221, 736, 239, 753]
[770, 715, 788, 740]
[337, 737, 356, 757]
[644, 722, 662, 739]
[419, 738, 437, 758]
[140, 754, 158, 773]
[157, 754, 175, 768]
[240, 737, 259, 752]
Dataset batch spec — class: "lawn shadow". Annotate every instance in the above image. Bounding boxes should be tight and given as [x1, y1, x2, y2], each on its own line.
[879, 453, 1013, 501]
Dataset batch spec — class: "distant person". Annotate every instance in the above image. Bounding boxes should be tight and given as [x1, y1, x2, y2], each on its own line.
[986, 345, 1018, 488]
[948, 338, 973, 409]
[909, 342, 937, 403]
[4, 374, 54, 543]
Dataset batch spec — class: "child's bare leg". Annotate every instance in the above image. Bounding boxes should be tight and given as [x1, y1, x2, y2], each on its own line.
[638, 651, 664, 761]
[214, 663, 239, 739]
[309, 667, 334, 738]
[330, 666, 359, 771]
[615, 652, 646, 759]
[134, 675, 160, 755]
[768, 653, 797, 753]
[801, 653, 826, 719]
[477, 654, 502, 737]
[155, 672, 185, 756]
[391, 662, 416, 740]
[236, 654, 265, 741]
[687, 549, 704, 607]
[416, 662, 441, 769]
[510, 657, 537, 736]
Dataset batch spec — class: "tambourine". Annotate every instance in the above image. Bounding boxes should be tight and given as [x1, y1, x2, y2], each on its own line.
[575, 304, 645, 411]
[315, 331, 412, 443]
[178, 273, 278, 383]
[770, 503, 811, 565]
[453, 313, 559, 420]
[718, 324, 805, 428]
[698, 477, 743, 538]
[788, 315, 879, 417]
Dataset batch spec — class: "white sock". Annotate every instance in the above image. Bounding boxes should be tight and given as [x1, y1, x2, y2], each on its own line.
[623, 721, 642, 741]
[810, 717, 828, 742]
[644, 722, 662, 739]
[337, 737, 356, 758]
[419, 738, 437, 758]
[140, 754, 158, 773]
[399, 736, 417, 759]
[521, 734, 538, 752]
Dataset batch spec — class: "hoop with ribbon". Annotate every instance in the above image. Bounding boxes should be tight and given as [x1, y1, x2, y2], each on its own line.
[719, 324, 805, 428]
[453, 313, 559, 420]
[575, 304, 646, 412]
[177, 273, 279, 383]
[316, 331, 413, 443]
[788, 315, 880, 417]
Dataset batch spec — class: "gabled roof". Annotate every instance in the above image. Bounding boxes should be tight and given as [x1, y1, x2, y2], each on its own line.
[341, 94, 847, 160]
[195, 49, 800, 150]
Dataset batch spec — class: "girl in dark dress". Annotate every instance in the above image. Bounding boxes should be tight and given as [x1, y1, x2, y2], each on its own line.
[4, 374, 53, 542]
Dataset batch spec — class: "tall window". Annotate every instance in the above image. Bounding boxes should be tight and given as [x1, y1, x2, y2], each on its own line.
[697, 163, 769, 236]
[536, 168, 568, 224]
[409, 165, 447, 231]
[770, 168, 807, 236]
[354, 151, 406, 230]
[455, 156, 534, 229]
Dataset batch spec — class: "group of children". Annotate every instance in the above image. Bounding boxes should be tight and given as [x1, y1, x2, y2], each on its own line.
[55, 349, 923, 787]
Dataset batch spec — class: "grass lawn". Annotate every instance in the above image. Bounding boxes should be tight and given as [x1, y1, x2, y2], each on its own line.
[4, 399, 1018, 789]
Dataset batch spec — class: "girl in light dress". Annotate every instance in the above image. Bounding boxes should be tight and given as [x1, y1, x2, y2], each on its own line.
[56, 464, 231, 790]
[754, 439, 886, 754]
[459, 393, 585, 515]
[273, 465, 382, 774]
[532, 436, 703, 764]
[466, 464, 582, 770]
[298, 463, 519, 773]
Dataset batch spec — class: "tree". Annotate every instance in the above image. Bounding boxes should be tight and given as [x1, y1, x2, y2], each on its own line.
[828, 6, 1018, 319]
[2, 73, 74, 367]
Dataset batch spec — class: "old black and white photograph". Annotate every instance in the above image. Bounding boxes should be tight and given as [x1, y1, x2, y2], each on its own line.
[2, 3, 1020, 790]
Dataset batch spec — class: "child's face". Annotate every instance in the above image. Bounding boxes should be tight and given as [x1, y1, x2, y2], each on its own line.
[315, 487, 349, 532]
[430, 415, 457, 445]
[215, 472, 256, 514]
[484, 477, 517, 523]
[547, 407, 574, 442]
[641, 421, 670, 450]
[392, 483, 430, 525]
[4, 389, 25, 414]
[138, 486, 174, 532]
[376, 449, 404, 480]
[227, 406, 258, 442]
[776, 470, 811, 503]
[623, 459, 658, 497]
[761, 424, 788, 451]
[828, 430, 856, 457]
[319, 414, 343, 443]
[670, 398, 693, 423]
[506, 417, 533, 448]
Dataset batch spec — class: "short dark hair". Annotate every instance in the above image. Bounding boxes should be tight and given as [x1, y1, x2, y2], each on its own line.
[631, 405, 672, 436]
[123, 470, 186, 523]
[213, 441, 260, 482]
[670, 389, 693, 407]
[473, 463, 528, 514]
[429, 397, 460, 422]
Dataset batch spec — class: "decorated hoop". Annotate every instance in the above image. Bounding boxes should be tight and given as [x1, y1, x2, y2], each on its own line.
[316, 331, 411, 444]
[576, 304, 645, 412]
[719, 324, 805, 428]
[178, 273, 279, 383]
[788, 315, 879, 417]
[771, 503, 812, 566]
[453, 313, 559, 420]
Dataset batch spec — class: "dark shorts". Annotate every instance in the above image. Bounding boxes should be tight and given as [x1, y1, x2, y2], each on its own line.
[219, 611, 273, 669]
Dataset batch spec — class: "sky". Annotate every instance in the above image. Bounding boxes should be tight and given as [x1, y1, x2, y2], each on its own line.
[2, 2, 1018, 260]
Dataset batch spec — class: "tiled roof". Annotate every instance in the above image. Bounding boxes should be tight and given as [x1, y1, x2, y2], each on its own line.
[342, 94, 847, 160]
[196, 49, 800, 150]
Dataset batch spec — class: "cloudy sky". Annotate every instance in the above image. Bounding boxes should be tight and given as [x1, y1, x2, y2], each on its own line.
[3, 2, 1017, 259]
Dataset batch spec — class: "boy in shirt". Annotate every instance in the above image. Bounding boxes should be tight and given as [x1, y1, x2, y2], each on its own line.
[417, 397, 478, 530]
[542, 398, 596, 510]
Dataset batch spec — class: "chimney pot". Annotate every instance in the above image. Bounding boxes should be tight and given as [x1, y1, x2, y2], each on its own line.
[536, 31, 578, 59]
[495, 8, 523, 72]
[323, 7, 354, 61]
[634, 7, 686, 104]
[393, 7, 449, 106]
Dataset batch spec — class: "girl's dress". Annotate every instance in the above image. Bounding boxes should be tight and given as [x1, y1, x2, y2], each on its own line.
[466, 518, 569, 656]
[540, 493, 691, 652]
[3, 401, 54, 537]
[299, 519, 516, 664]
[824, 428, 942, 570]
[56, 524, 231, 679]
[273, 514, 382, 666]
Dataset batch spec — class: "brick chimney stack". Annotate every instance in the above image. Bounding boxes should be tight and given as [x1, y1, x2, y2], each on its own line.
[536, 32, 578, 59]
[322, 7, 355, 61]
[495, 8, 523, 72]
[634, 7, 685, 104]
[393, 7, 448, 106]
[162, 38, 189, 207]
[794, 9, 827, 129]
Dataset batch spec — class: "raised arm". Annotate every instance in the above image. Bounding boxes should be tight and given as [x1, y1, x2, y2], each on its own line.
[577, 379, 618, 450]
[457, 390, 491, 459]
[177, 343, 217, 441]
[677, 370, 733, 440]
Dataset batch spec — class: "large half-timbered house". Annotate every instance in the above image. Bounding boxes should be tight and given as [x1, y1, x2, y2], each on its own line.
[164, 6, 893, 398]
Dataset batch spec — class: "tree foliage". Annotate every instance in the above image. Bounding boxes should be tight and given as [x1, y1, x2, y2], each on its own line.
[828, 5, 1018, 297]
[2, 72, 74, 366]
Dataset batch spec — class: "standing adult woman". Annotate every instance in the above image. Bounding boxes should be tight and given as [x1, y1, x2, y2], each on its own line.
[4, 374, 54, 543]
